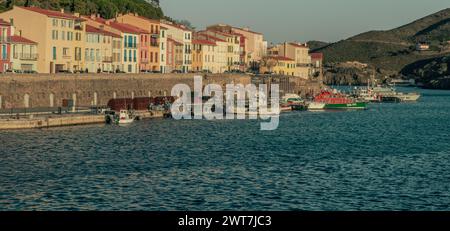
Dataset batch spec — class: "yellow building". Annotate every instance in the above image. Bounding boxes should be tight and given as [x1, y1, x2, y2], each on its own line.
[0, 6, 86, 73]
[192, 39, 217, 72]
[276, 42, 311, 79]
[195, 33, 227, 73]
[199, 30, 240, 71]
[84, 25, 121, 73]
[10, 35, 38, 73]
[260, 56, 296, 76]
[207, 24, 267, 68]
[81, 15, 123, 72]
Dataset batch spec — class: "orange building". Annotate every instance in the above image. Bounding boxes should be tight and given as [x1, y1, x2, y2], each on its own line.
[116, 13, 161, 72]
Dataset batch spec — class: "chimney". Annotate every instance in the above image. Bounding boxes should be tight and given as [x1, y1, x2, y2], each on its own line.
[134, 13, 139, 17]
[90, 14, 96, 20]
[97, 14, 100, 18]
[99, 25, 104, 30]
[105, 21, 110, 26]
[9, 18, 14, 26]
[74, 12, 80, 17]
[19, 30, 22, 37]
[60, 8, 64, 14]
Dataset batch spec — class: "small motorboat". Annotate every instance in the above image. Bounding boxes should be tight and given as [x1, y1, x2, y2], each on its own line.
[115, 110, 135, 125]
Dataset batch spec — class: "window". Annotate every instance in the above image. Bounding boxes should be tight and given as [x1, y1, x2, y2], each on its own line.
[155, 52, 158, 63]
[124, 49, 127, 62]
[61, 31, 65, 40]
[63, 48, 69, 57]
[2, 45, 7, 59]
[150, 52, 153, 62]
[52, 47, 56, 60]
[133, 36, 137, 48]
[52, 30, 58, 40]
[85, 48, 89, 61]
[52, 19, 58, 27]
[161, 30, 165, 38]
[124, 35, 127, 47]
[133, 50, 136, 62]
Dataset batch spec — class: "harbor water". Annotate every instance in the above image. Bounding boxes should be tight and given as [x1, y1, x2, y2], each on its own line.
[1, 88, 450, 211]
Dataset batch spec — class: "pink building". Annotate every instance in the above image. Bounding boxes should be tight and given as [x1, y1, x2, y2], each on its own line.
[0, 19, 12, 72]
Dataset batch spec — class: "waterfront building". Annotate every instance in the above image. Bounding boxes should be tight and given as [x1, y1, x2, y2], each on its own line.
[0, 19, 12, 72]
[198, 30, 240, 71]
[107, 21, 143, 73]
[81, 15, 123, 72]
[192, 39, 217, 73]
[116, 13, 161, 72]
[260, 56, 296, 76]
[10, 35, 38, 73]
[166, 37, 184, 72]
[275, 42, 312, 79]
[159, 26, 168, 73]
[84, 25, 121, 73]
[161, 21, 192, 73]
[207, 24, 267, 70]
[0, 6, 86, 73]
[195, 33, 228, 73]
[310, 52, 323, 78]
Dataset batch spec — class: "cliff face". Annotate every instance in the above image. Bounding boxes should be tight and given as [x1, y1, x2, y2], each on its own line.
[401, 55, 450, 89]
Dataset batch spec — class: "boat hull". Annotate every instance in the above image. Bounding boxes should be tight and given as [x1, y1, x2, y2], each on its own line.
[324, 102, 367, 110]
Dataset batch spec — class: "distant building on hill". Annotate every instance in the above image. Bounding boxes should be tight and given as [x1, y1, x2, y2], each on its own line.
[416, 42, 430, 51]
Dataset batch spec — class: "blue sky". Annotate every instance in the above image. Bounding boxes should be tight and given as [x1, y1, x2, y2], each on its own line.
[160, 0, 450, 43]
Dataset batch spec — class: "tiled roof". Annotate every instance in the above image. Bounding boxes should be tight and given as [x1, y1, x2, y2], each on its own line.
[19, 6, 85, 21]
[192, 39, 217, 46]
[0, 18, 11, 26]
[232, 26, 262, 35]
[197, 33, 226, 43]
[162, 22, 192, 32]
[108, 21, 149, 34]
[310, 53, 323, 60]
[85, 25, 121, 38]
[9, 35, 37, 44]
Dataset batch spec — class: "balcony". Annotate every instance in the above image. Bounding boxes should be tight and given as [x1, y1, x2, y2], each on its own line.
[14, 53, 38, 61]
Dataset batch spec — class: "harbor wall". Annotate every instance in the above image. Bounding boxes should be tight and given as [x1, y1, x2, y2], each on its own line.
[0, 73, 251, 109]
[0, 73, 322, 110]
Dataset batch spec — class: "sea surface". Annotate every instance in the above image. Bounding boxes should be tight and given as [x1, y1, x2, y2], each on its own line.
[1, 88, 450, 211]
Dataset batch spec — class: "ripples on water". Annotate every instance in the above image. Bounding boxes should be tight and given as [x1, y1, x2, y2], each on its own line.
[1, 88, 450, 211]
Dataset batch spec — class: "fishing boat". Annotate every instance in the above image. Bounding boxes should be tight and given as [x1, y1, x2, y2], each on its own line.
[315, 90, 367, 110]
[280, 94, 305, 111]
[115, 110, 135, 124]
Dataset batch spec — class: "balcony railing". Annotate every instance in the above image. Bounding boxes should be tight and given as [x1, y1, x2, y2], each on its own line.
[13, 53, 38, 60]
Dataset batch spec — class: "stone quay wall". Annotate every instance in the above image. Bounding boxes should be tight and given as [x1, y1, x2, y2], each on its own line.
[0, 73, 323, 110]
[0, 73, 251, 109]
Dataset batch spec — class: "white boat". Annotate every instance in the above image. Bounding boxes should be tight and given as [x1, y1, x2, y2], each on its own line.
[115, 110, 135, 124]
[307, 102, 326, 111]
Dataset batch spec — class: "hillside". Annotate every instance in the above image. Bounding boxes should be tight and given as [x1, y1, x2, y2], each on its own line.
[314, 8, 450, 72]
[0, 0, 164, 19]
[401, 54, 450, 89]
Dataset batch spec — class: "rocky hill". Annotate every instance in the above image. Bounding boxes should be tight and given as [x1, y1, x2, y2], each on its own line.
[313, 8, 450, 88]
[0, 0, 164, 19]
